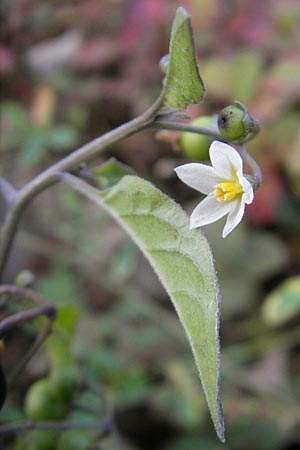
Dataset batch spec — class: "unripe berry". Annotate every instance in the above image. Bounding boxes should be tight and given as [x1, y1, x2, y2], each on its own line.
[217, 102, 260, 143]
[25, 379, 68, 421]
[180, 116, 215, 161]
[49, 365, 81, 401]
[57, 430, 93, 450]
[29, 430, 58, 450]
[160, 54, 170, 75]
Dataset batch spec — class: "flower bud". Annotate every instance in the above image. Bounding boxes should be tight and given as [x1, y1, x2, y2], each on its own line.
[217, 101, 260, 143]
[15, 269, 35, 288]
[160, 54, 170, 75]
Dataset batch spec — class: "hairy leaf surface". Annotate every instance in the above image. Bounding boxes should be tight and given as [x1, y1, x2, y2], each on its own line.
[62, 173, 224, 441]
[161, 7, 205, 111]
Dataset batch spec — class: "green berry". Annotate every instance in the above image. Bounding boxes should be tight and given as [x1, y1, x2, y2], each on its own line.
[57, 430, 93, 450]
[217, 102, 260, 143]
[49, 365, 81, 401]
[180, 116, 215, 161]
[25, 379, 68, 421]
[29, 430, 58, 450]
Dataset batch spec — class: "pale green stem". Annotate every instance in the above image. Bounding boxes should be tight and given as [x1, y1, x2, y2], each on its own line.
[238, 144, 263, 190]
[153, 119, 224, 140]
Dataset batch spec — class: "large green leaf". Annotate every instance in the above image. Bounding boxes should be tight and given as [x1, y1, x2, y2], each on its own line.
[61, 173, 224, 441]
[160, 7, 205, 112]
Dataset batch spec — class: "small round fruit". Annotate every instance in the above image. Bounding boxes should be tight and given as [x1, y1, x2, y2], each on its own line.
[49, 365, 81, 401]
[217, 103, 260, 143]
[29, 430, 58, 450]
[217, 105, 245, 141]
[180, 116, 214, 161]
[25, 379, 68, 421]
[57, 430, 93, 450]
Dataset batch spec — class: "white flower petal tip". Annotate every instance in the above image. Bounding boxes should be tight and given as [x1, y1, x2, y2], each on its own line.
[175, 141, 255, 237]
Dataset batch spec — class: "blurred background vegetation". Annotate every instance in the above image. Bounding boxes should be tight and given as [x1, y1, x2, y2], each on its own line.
[0, 0, 300, 449]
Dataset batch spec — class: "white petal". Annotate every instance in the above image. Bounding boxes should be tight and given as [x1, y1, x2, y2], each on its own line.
[222, 199, 245, 238]
[174, 163, 220, 195]
[209, 141, 243, 179]
[239, 176, 254, 204]
[190, 195, 232, 229]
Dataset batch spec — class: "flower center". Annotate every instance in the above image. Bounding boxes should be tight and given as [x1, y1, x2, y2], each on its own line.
[214, 181, 243, 202]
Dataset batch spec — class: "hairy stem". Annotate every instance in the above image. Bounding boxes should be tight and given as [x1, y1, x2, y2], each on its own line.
[238, 144, 263, 190]
[153, 119, 224, 140]
[0, 96, 163, 280]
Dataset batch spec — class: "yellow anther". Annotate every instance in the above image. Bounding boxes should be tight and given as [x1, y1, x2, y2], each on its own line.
[214, 181, 243, 202]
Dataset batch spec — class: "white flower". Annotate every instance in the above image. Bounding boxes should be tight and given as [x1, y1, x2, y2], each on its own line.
[175, 140, 254, 238]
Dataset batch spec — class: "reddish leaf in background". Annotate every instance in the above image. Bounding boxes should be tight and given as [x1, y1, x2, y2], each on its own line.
[246, 163, 285, 226]
[0, 45, 15, 74]
[118, 0, 167, 48]
[218, 0, 272, 46]
[72, 37, 122, 71]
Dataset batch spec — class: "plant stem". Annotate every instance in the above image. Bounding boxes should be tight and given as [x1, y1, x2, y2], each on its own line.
[0, 97, 163, 280]
[0, 418, 112, 437]
[8, 317, 54, 385]
[0, 284, 56, 308]
[0, 178, 17, 214]
[238, 144, 263, 190]
[0, 306, 55, 337]
[153, 119, 225, 140]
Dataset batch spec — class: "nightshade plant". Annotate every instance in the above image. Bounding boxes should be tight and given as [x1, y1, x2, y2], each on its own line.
[0, 7, 262, 445]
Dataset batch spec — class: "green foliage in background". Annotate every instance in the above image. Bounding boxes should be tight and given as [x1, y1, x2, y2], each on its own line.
[1, 2, 300, 450]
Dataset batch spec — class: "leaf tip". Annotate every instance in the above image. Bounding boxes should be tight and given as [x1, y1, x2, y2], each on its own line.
[175, 6, 190, 18]
[215, 402, 226, 443]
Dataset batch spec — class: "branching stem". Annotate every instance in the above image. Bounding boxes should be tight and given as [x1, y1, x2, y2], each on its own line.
[0, 96, 261, 280]
[0, 96, 163, 280]
[0, 178, 17, 212]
